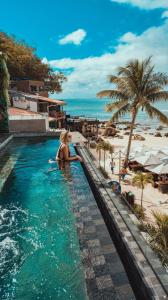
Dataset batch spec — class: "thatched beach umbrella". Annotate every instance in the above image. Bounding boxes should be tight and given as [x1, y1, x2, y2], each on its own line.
[149, 163, 168, 175]
[135, 153, 161, 166]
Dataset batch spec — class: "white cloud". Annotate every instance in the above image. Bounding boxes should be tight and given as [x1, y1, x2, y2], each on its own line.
[119, 32, 137, 42]
[58, 29, 87, 46]
[162, 10, 168, 18]
[42, 57, 48, 64]
[110, 0, 168, 10]
[44, 19, 168, 98]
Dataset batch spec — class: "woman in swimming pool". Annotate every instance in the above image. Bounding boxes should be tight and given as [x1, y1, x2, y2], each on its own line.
[56, 131, 82, 162]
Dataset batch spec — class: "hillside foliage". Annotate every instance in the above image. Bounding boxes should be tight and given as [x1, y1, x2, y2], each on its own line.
[0, 32, 66, 93]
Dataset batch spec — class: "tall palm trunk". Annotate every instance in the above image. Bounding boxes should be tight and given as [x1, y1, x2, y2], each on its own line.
[125, 111, 137, 166]
[0, 53, 10, 133]
[98, 149, 101, 166]
[141, 187, 144, 208]
[104, 150, 106, 170]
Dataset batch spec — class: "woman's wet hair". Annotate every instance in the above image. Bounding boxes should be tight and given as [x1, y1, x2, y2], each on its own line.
[60, 131, 69, 143]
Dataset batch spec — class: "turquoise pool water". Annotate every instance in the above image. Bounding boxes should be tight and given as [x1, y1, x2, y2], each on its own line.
[0, 138, 87, 300]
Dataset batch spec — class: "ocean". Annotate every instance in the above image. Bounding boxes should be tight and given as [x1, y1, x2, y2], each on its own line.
[63, 98, 168, 126]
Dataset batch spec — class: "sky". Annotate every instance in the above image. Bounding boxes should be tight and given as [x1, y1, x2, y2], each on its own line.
[0, 0, 168, 98]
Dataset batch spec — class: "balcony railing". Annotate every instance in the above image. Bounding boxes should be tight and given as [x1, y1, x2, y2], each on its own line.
[49, 111, 65, 120]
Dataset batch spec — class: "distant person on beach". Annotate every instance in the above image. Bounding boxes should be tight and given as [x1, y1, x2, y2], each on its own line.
[110, 159, 115, 174]
[56, 131, 82, 166]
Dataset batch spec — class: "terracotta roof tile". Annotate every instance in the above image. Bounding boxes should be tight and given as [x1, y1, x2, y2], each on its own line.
[8, 107, 41, 116]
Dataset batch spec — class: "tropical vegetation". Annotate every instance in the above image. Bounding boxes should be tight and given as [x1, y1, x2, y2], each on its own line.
[97, 57, 168, 166]
[143, 211, 168, 266]
[0, 32, 66, 93]
[0, 52, 10, 132]
[96, 140, 113, 170]
[133, 203, 145, 220]
[96, 142, 102, 166]
[132, 172, 153, 208]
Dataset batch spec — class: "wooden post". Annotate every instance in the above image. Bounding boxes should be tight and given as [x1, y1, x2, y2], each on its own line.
[119, 150, 121, 183]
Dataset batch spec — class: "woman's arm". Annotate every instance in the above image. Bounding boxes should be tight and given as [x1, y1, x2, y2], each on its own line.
[62, 145, 82, 161]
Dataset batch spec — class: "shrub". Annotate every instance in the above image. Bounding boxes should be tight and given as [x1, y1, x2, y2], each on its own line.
[122, 191, 135, 206]
[147, 212, 168, 267]
[89, 141, 97, 149]
[133, 204, 145, 220]
[139, 212, 168, 267]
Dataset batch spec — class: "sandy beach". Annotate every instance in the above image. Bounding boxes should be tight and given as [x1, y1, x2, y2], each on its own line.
[89, 130, 168, 223]
[104, 132, 168, 152]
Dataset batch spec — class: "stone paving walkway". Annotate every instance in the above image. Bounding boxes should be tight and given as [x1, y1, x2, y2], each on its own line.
[70, 165, 136, 300]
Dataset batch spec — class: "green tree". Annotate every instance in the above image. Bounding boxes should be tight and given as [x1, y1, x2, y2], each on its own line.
[96, 141, 110, 170]
[0, 52, 10, 132]
[97, 57, 168, 166]
[132, 172, 153, 208]
[0, 32, 66, 93]
[96, 142, 102, 166]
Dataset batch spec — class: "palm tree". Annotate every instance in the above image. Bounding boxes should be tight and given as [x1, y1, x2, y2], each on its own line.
[97, 57, 168, 166]
[96, 141, 109, 170]
[96, 142, 102, 166]
[132, 172, 153, 208]
[0, 52, 10, 133]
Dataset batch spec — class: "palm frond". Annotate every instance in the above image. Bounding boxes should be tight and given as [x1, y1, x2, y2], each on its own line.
[108, 75, 120, 84]
[145, 104, 168, 125]
[117, 66, 132, 77]
[151, 73, 168, 86]
[143, 74, 168, 95]
[106, 99, 128, 112]
[107, 76, 133, 95]
[148, 91, 168, 103]
[96, 142, 103, 152]
[110, 103, 130, 122]
[97, 90, 127, 99]
[97, 141, 110, 151]
[141, 66, 155, 92]
[108, 74, 140, 98]
[143, 56, 153, 71]
[132, 172, 153, 188]
[145, 86, 161, 96]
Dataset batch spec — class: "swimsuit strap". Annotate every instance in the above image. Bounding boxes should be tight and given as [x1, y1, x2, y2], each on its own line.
[57, 143, 70, 160]
[57, 144, 63, 160]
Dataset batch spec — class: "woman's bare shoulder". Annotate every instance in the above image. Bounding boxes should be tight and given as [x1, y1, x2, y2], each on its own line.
[60, 143, 68, 149]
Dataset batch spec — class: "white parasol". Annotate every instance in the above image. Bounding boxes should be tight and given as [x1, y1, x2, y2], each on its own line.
[148, 163, 168, 175]
[135, 153, 161, 166]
